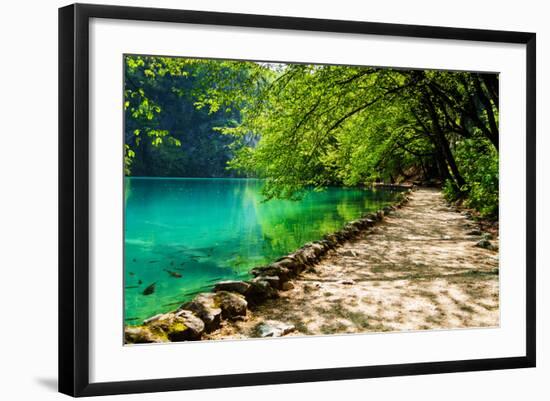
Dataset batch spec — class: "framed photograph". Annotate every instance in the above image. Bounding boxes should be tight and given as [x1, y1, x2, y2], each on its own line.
[58, 3, 536, 397]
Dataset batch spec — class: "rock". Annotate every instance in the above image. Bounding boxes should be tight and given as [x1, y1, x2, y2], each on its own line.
[279, 253, 307, 273]
[276, 253, 297, 262]
[214, 291, 248, 319]
[251, 264, 291, 282]
[124, 326, 166, 344]
[293, 261, 308, 274]
[308, 242, 327, 256]
[335, 230, 349, 241]
[307, 243, 324, 256]
[275, 257, 297, 269]
[297, 246, 320, 264]
[272, 258, 301, 275]
[475, 239, 490, 248]
[148, 312, 204, 342]
[383, 206, 392, 215]
[181, 293, 222, 332]
[290, 250, 309, 266]
[281, 281, 294, 291]
[467, 229, 482, 236]
[246, 277, 278, 302]
[342, 228, 356, 239]
[340, 249, 357, 257]
[174, 309, 204, 330]
[255, 321, 296, 338]
[304, 283, 321, 292]
[323, 233, 339, 247]
[170, 311, 205, 341]
[318, 239, 335, 250]
[361, 218, 375, 227]
[269, 259, 298, 281]
[142, 313, 164, 325]
[343, 224, 361, 236]
[257, 275, 280, 290]
[481, 232, 494, 240]
[475, 239, 497, 251]
[213, 280, 251, 295]
[340, 279, 355, 285]
[364, 212, 378, 221]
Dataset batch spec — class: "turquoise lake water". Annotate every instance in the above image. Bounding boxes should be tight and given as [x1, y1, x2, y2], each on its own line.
[124, 178, 400, 323]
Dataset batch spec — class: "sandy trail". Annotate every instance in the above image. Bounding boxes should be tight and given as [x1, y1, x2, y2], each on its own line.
[205, 188, 499, 340]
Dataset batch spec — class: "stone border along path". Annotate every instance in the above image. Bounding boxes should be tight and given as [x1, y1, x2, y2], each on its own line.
[125, 188, 499, 344]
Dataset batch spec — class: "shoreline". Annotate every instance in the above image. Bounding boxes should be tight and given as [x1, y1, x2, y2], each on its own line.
[125, 186, 414, 344]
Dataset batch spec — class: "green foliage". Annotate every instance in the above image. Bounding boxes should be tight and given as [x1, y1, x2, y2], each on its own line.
[124, 55, 265, 177]
[224, 64, 499, 215]
[124, 55, 499, 217]
[124, 144, 135, 176]
[443, 137, 499, 217]
[442, 179, 458, 203]
[224, 66, 420, 198]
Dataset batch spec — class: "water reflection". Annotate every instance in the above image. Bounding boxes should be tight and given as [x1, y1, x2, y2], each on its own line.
[124, 178, 400, 322]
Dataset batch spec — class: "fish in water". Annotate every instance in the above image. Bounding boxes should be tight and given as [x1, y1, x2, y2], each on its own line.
[128, 272, 135, 276]
[148, 260, 160, 264]
[125, 285, 139, 289]
[138, 279, 142, 285]
[132, 258, 137, 262]
[142, 282, 156, 295]
[164, 269, 182, 278]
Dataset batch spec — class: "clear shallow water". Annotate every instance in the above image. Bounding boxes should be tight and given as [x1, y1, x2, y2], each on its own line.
[124, 178, 400, 323]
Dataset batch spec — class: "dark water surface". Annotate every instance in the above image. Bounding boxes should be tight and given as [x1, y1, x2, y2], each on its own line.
[124, 178, 400, 323]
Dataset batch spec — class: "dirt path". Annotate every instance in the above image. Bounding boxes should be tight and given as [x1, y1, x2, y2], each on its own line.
[205, 188, 499, 340]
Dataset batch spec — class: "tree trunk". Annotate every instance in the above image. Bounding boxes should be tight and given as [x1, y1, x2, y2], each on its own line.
[473, 74, 499, 150]
[424, 94, 466, 190]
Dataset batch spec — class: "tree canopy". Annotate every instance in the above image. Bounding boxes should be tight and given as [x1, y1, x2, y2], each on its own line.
[124, 55, 499, 217]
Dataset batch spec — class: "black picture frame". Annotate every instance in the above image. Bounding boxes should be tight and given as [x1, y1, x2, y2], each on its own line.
[59, 3, 536, 397]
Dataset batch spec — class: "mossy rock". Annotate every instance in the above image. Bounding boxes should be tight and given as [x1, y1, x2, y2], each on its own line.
[181, 293, 222, 332]
[124, 326, 166, 344]
[147, 312, 205, 342]
[475, 239, 497, 251]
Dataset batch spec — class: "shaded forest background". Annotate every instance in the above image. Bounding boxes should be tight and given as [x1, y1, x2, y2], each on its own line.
[124, 59, 245, 177]
[124, 55, 499, 217]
